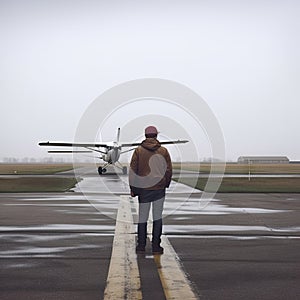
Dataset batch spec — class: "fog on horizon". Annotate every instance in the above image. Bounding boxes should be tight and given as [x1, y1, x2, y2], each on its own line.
[1, 0, 299, 163]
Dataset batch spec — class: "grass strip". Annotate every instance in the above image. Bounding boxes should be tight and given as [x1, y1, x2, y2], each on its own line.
[172, 163, 300, 174]
[0, 164, 74, 175]
[173, 177, 300, 193]
[0, 177, 79, 193]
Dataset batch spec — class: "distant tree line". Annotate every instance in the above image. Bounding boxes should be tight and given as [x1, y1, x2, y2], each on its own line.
[1, 157, 72, 163]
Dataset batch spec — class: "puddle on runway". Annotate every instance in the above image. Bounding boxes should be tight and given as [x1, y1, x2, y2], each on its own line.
[0, 232, 114, 261]
[0, 244, 98, 257]
[0, 224, 115, 232]
[0, 232, 109, 242]
[3, 262, 37, 269]
[15, 195, 89, 201]
[164, 224, 300, 234]
[4, 203, 96, 207]
[73, 176, 130, 194]
[168, 235, 300, 240]
[164, 198, 289, 216]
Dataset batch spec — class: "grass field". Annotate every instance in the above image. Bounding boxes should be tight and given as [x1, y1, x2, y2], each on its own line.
[0, 164, 78, 192]
[0, 163, 74, 175]
[173, 177, 300, 193]
[173, 163, 300, 174]
[1, 163, 299, 193]
[3, 162, 299, 175]
[0, 177, 79, 193]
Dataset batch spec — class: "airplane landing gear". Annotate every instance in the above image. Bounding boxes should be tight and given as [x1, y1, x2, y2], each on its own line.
[122, 166, 127, 175]
[98, 164, 126, 175]
[98, 166, 102, 175]
[98, 166, 107, 175]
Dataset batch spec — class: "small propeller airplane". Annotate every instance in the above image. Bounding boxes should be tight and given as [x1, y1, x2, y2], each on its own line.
[39, 128, 188, 175]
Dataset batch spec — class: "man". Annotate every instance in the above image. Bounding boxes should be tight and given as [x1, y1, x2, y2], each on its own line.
[129, 126, 172, 254]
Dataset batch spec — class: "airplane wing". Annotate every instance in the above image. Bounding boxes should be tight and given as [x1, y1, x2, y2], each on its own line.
[39, 142, 110, 148]
[121, 140, 188, 147]
[120, 142, 141, 147]
[48, 150, 93, 153]
[160, 140, 189, 145]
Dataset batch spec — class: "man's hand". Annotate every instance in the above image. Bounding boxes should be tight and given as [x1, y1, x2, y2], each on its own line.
[130, 190, 136, 197]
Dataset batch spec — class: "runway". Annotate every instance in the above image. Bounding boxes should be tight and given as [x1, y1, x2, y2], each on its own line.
[0, 170, 300, 299]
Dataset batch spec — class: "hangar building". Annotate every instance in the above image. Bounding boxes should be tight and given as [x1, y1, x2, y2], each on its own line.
[237, 156, 289, 164]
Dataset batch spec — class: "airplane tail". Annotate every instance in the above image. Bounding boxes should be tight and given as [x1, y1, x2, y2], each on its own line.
[117, 128, 121, 143]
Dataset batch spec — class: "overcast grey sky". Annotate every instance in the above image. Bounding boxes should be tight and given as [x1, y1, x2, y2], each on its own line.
[0, 0, 299, 162]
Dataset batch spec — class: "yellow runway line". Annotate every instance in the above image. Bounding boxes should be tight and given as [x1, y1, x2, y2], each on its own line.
[154, 236, 199, 300]
[104, 195, 199, 299]
[103, 196, 142, 300]
[133, 195, 199, 298]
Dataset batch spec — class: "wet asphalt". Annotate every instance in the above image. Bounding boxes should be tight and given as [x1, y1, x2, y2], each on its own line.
[0, 170, 300, 299]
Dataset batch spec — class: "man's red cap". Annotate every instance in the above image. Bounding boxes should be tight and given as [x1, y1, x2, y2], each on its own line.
[145, 126, 158, 135]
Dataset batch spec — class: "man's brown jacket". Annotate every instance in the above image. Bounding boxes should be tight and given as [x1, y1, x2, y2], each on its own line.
[129, 138, 172, 194]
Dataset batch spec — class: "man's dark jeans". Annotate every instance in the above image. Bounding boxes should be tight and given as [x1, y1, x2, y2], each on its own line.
[137, 189, 165, 246]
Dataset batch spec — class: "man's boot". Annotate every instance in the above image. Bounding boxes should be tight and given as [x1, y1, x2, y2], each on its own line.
[136, 222, 147, 253]
[152, 219, 163, 254]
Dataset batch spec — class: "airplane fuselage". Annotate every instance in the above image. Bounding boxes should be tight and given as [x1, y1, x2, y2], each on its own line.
[102, 145, 121, 164]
